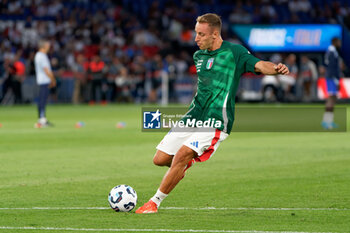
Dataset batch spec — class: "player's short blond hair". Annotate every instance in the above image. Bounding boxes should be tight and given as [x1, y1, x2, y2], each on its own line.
[196, 13, 222, 31]
[38, 39, 50, 49]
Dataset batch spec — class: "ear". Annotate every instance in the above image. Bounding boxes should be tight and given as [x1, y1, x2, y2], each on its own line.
[212, 29, 219, 39]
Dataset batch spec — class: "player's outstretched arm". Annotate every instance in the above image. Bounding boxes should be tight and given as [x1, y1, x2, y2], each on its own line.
[254, 61, 289, 75]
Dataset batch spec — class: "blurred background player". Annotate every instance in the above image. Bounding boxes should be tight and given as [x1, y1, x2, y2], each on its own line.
[322, 37, 341, 130]
[135, 13, 289, 214]
[34, 39, 56, 127]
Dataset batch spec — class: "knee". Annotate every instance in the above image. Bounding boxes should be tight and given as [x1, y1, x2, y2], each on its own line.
[171, 146, 196, 167]
[153, 151, 172, 167]
[153, 156, 163, 166]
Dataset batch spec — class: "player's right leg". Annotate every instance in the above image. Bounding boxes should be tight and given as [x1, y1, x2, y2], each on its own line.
[136, 145, 196, 214]
[36, 84, 51, 127]
[158, 145, 197, 194]
[134, 151, 173, 214]
[135, 131, 192, 214]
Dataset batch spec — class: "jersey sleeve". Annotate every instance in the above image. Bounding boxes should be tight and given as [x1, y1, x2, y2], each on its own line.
[232, 44, 260, 74]
[42, 56, 51, 70]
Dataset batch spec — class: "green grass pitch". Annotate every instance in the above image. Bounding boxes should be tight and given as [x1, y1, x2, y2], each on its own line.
[0, 104, 349, 233]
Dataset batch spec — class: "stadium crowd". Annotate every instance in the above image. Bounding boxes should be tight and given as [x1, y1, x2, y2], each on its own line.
[0, 0, 349, 104]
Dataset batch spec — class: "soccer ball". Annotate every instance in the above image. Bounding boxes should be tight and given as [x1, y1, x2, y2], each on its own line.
[108, 185, 137, 212]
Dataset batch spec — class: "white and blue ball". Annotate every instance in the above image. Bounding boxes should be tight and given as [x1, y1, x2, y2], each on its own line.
[108, 185, 137, 212]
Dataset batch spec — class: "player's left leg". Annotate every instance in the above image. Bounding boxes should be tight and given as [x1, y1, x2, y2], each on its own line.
[322, 95, 337, 129]
[322, 78, 338, 129]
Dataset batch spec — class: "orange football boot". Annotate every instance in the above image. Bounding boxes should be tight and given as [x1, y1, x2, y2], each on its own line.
[135, 200, 158, 214]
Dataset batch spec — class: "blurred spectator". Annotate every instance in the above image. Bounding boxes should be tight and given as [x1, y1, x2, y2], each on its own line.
[25, 51, 36, 80]
[72, 54, 87, 104]
[130, 55, 146, 103]
[176, 51, 190, 76]
[289, 0, 311, 13]
[261, 1, 277, 23]
[0, 0, 349, 105]
[134, 29, 160, 46]
[298, 0, 312, 13]
[148, 54, 163, 103]
[165, 54, 178, 103]
[50, 57, 61, 103]
[168, 18, 183, 42]
[115, 67, 133, 103]
[1, 57, 23, 104]
[106, 57, 123, 102]
[261, 53, 283, 102]
[298, 56, 318, 101]
[229, 7, 253, 24]
[279, 54, 298, 101]
[88, 55, 106, 104]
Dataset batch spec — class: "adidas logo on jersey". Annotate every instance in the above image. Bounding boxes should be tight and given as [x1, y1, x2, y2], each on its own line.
[190, 141, 199, 148]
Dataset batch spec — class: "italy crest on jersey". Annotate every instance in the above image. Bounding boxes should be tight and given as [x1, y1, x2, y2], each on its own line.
[206, 58, 214, 70]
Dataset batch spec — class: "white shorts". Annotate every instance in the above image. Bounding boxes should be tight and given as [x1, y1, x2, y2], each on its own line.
[156, 128, 228, 162]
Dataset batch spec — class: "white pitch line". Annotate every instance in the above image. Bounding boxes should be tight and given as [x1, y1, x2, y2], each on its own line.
[0, 226, 335, 233]
[0, 207, 109, 210]
[162, 207, 350, 211]
[0, 207, 349, 211]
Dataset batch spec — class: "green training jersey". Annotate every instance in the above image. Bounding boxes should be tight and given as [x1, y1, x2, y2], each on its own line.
[185, 40, 260, 134]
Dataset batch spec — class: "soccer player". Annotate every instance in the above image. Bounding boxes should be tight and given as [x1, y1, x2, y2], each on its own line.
[34, 40, 56, 127]
[322, 37, 342, 129]
[136, 13, 289, 214]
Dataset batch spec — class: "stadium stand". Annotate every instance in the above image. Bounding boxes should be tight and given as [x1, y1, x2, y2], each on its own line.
[0, 0, 349, 104]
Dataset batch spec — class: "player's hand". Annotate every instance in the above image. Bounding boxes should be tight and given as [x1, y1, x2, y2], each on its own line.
[50, 79, 57, 88]
[274, 63, 289, 75]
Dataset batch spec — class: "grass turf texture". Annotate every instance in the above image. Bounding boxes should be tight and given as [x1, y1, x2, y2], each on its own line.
[0, 104, 349, 232]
